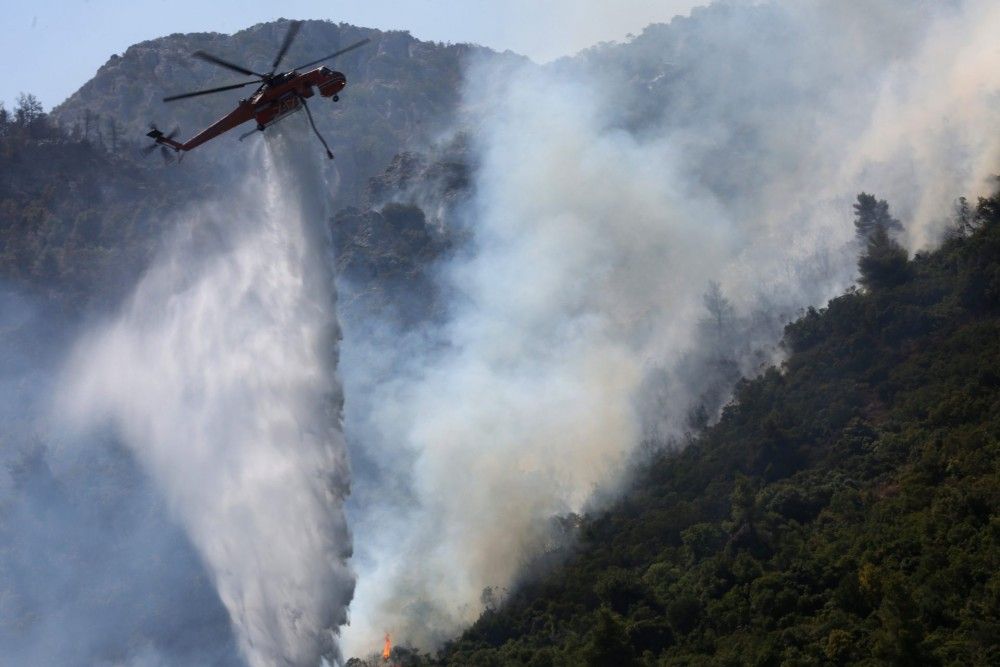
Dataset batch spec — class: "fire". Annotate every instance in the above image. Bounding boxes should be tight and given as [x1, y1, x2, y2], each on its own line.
[382, 633, 392, 661]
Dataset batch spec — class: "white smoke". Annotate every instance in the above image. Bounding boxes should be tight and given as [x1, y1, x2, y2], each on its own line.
[57, 126, 354, 666]
[341, 0, 1000, 654]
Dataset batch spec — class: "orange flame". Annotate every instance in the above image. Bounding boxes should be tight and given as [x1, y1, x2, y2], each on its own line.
[382, 633, 392, 661]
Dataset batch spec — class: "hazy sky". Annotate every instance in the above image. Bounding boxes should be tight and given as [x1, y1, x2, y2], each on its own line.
[2, 0, 705, 110]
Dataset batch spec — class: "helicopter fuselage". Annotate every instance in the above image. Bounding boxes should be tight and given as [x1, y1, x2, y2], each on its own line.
[147, 22, 366, 160]
[153, 66, 347, 152]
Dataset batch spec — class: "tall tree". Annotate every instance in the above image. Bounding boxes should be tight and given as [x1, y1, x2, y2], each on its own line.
[14, 93, 44, 127]
[702, 281, 735, 336]
[858, 224, 909, 291]
[853, 192, 902, 241]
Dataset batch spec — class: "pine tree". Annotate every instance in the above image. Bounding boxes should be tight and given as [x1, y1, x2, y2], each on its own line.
[853, 192, 902, 241]
[858, 225, 909, 291]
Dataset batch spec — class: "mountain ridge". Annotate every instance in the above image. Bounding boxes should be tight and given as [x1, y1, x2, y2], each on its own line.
[48, 18, 523, 205]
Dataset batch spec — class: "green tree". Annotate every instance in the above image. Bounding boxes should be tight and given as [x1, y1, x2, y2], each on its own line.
[854, 192, 903, 241]
[953, 196, 974, 236]
[872, 578, 928, 664]
[666, 594, 702, 635]
[858, 225, 909, 291]
[577, 608, 639, 667]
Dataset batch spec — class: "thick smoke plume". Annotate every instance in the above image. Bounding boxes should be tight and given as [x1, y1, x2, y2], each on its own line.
[341, 0, 1000, 654]
[57, 127, 354, 666]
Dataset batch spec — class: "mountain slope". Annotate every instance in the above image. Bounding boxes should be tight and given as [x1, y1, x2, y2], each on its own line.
[0, 108, 214, 307]
[50, 19, 519, 204]
[410, 189, 1000, 666]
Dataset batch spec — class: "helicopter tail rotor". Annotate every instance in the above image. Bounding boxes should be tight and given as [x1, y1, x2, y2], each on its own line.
[144, 125, 182, 162]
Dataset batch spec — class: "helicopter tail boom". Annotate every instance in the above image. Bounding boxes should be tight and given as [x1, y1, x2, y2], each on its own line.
[146, 128, 184, 152]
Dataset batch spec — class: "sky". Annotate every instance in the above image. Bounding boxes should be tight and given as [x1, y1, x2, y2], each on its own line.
[2, 0, 706, 110]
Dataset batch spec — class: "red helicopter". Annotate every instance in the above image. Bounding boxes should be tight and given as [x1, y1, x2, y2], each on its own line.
[145, 21, 368, 160]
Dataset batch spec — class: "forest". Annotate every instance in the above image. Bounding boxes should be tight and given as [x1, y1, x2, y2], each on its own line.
[8, 93, 1000, 667]
[368, 186, 1000, 666]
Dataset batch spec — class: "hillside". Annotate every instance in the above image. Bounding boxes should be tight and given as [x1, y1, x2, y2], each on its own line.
[0, 101, 213, 308]
[399, 189, 1000, 666]
[49, 20, 519, 205]
[4, 6, 999, 666]
[1, 19, 503, 311]
[0, 96, 463, 314]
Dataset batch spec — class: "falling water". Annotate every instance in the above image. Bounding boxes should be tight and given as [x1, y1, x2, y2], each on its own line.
[57, 125, 354, 666]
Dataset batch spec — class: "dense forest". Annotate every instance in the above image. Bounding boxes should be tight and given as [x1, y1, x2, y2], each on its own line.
[363, 187, 1000, 666]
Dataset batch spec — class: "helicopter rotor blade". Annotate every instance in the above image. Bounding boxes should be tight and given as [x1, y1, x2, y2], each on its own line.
[163, 80, 262, 102]
[292, 37, 371, 71]
[192, 50, 265, 78]
[271, 20, 303, 73]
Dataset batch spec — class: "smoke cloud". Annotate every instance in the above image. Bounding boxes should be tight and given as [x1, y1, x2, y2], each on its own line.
[0, 289, 244, 665]
[56, 126, 354, 666]
[340, 0, 1000, 654]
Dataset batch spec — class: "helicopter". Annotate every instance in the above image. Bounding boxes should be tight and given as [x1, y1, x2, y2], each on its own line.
[145, 21, 368, 161]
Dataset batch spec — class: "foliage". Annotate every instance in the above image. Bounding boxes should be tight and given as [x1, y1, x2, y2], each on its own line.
[0, 97, 217, 308]
[858, 225, 909, 292]
[853, 193, 903, 241]
[417, 189, 1000, 666]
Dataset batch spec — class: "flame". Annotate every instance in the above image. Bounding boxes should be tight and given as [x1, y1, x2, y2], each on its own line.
[382, 633, 392, 661]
